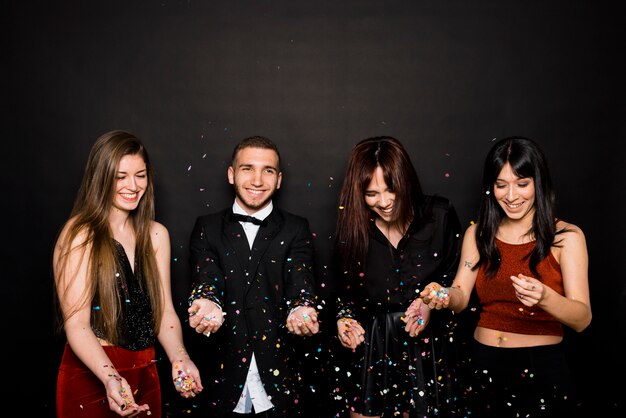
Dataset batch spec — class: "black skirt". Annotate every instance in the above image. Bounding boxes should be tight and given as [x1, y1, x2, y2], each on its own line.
[345, 311, 466, 417]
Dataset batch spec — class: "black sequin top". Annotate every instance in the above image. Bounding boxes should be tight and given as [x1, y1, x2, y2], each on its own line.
[91, 240, 155, 351]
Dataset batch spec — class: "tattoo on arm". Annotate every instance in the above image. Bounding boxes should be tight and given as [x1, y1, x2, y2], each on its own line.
[463, 260, 473, 268]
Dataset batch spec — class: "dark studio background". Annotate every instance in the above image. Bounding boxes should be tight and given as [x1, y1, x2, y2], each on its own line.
[3, 1, 625, 417]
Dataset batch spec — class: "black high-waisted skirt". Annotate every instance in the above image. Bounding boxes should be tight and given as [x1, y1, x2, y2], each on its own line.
[345, 311, 465, 417]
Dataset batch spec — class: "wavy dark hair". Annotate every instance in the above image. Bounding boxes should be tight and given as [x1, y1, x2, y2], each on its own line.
[475, 136, 562, 278]
[334, 136, 426, 276]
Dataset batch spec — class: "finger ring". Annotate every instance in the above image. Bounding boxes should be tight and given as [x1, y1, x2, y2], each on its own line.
[303, 314, 310, 321]
[204, 316, 212, 321]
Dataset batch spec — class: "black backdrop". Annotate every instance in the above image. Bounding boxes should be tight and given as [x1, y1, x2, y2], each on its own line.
[4, 1, 625, 417]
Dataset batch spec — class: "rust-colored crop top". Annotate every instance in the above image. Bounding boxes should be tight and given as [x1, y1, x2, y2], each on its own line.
[474, 238, 564, 336]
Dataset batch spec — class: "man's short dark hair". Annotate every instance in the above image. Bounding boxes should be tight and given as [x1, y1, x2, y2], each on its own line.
[231, 136, 281, 168]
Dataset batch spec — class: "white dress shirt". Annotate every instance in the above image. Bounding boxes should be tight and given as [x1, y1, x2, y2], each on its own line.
[232, 201, 275, 414]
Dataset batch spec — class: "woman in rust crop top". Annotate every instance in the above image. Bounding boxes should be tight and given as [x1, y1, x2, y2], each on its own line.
[53, 131, 203, 417]
[420, 136, 591, 418]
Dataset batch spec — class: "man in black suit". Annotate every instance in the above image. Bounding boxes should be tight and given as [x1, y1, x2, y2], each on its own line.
[187, 136, 320, 417]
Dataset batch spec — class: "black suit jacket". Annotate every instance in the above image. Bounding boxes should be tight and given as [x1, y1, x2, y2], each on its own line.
[189, 207, 317, 415]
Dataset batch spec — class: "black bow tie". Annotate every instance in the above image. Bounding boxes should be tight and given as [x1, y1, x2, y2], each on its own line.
[230, 213, 267, 226]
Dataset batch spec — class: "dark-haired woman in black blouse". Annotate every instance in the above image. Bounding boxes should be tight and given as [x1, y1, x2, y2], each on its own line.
[333, 136, 464, 418]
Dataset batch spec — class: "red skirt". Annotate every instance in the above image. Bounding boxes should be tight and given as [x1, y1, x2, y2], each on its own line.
[56, 344, 161, 418]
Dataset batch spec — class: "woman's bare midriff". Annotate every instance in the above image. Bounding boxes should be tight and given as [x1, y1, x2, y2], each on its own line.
[474, 326, 563, 348]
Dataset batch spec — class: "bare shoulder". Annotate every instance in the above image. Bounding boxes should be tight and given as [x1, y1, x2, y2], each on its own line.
[150, 221, 170, 244]
[56, 216, 89, 250]
[554, 220, 587, 260]
[556, 220, 586, 244]
[53, 217, 92, 281]
[150, 221, 169, 236]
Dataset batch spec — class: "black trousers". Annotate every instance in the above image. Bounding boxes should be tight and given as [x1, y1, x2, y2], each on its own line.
[469, 339, 574, 418]
[221, 409, 279, 418]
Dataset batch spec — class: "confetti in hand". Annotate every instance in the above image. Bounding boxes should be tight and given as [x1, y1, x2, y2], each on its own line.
[174, 371, 195, 392]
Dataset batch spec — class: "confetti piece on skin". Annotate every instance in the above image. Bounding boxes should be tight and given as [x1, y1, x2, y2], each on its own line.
[120, 387, 133, 405]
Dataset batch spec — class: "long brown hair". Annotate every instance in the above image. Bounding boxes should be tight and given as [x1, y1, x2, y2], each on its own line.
[53, 130, 163, 343]
[334, 136, 425, 277]
[475, 136, 562, 278]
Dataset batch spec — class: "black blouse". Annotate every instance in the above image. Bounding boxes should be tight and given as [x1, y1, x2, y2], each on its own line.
[337, 196, 462, 319]
[91, 240, 155, 351]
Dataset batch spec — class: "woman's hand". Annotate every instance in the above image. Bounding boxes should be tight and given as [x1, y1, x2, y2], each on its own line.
[172, 358, 203, 398]
[403, 298, 431, 337]
[105, 374, 150, 416]
[420, 282, 450, 310]
[336, 318, 365, 351]
[511, 273, 543, 307]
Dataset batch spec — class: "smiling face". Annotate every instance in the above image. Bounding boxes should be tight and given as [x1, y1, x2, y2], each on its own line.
[228, 146, 282, 214]
[112, 153, 148, 212]
[493, 162, 536, 223]
[364, 166, 396, 223]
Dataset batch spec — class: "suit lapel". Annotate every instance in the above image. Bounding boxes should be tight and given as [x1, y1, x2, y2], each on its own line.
[244, 210, 282, 295]
[222, 213, 253, 286]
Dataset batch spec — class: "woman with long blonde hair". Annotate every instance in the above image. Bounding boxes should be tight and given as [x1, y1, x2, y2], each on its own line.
[54, 130, 202, 417]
